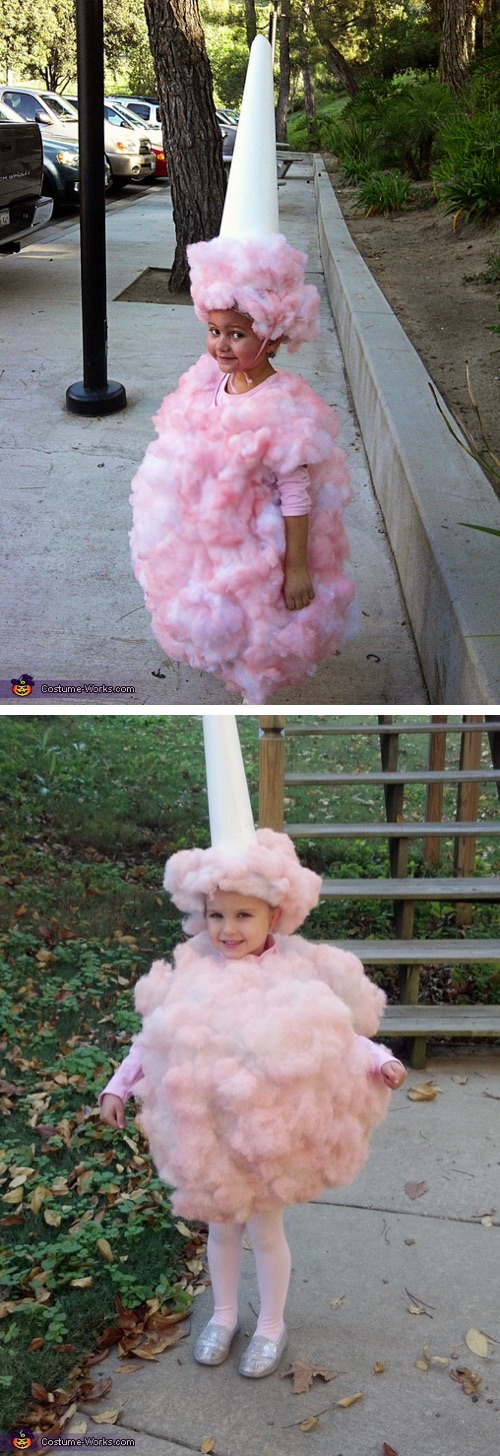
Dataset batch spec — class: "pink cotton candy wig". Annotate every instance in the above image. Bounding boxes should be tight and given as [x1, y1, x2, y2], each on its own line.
[163, 828, 322, 935]
[187, 233, 321, 352]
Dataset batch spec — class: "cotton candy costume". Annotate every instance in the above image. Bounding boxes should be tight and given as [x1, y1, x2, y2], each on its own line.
[101, 830, 393, 1225]
[129, 33, 358, 703]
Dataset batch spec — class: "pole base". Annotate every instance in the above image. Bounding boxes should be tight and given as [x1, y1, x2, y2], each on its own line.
[66, 379, 127, 416]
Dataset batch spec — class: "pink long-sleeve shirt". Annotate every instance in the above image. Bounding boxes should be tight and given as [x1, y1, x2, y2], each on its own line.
[213, 372, 312, 517]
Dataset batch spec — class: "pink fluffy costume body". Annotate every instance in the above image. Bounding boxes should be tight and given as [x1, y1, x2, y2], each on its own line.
[129, 356, 357, 704]
[118, 830, 393, 1226]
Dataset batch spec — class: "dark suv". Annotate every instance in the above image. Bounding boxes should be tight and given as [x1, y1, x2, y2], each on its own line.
[0, 99, 53, 252]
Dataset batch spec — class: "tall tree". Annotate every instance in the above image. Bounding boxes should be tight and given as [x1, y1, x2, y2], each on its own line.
[243, 0, 257, 47]
[441, 0, 470, 89]
[144, 0, 226, 292]
[276, 0, 291, 140]
[0, 0, 143, 91]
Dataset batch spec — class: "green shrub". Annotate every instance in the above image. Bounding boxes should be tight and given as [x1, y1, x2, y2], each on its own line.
[355, 169, 412, 215]
[438, 155, 500, 223]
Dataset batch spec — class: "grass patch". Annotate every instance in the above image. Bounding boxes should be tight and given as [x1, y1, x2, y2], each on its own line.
[1, 714, 499, 1429]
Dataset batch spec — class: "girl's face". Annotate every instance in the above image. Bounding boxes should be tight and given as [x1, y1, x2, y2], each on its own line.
[206, 889, 280, 959]
[207, 308, 268, 376]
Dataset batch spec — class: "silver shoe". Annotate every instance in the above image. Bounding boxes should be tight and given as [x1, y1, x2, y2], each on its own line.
[194, 1319, 240, 1366]
[238, 1324, 288, 1378]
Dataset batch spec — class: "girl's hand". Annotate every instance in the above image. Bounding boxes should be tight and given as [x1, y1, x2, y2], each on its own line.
[284, 566, 315, 612]
[100, 1093, 126, 1129]
[381, 1059, 407, 1089]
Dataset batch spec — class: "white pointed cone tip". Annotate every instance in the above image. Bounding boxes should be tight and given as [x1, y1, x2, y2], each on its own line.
[203, 716, 257, 849]
[220, 34, 279, 240]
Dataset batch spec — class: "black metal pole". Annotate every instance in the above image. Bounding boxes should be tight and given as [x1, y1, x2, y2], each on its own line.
[66, 0, 126, 415]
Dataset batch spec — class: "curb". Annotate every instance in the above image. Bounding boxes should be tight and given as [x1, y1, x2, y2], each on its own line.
[314, 159, 500, 704]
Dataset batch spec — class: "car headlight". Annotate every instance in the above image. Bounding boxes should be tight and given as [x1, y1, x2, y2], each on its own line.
[56, 150, 79, 167]
[115, 138, 136, 152]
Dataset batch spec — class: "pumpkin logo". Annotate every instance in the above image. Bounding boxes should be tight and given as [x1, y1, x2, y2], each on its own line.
[10, 1431, 34, 1450]
[11, 674, 34, 697]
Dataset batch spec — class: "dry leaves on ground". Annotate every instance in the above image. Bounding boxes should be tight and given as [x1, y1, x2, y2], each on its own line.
[407, 1082, 441, 1102]
[465, 1327, 490, 1359]
[382, 1444, 399, 1456]
[404, 1181, 429, 1200]
[281, 1360, 338, 1394]
[450, 1366, 482, 1398]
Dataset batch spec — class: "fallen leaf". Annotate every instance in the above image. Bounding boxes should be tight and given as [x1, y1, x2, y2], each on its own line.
[450, 1366, 482, 1397]
[300, 1416, 319, 1431]
[407, 1082, 439, 1102]
[97, 1237, 114, 1262]
[281, 1361, 337, 1394]
[408, 1304, 427, 1316]
[200, 1441, 215, 1454]
[452, 1075, 468, 1084]
[44, 1207, 61, 1227]
[28, 1337, 45, 1351]
[337, 1392, 362, 1407]
[465, 1328, 489, 1359]
[415, 1360, 428, 1371]
[404, 1181, 429, 1201]
[80, 1378, 112, 1402]
[382, 1445, 399, 1456]
[92, 1410, 122, 1424]
[114, 1363, 143, 1374]
[373, 1362, 385, 1374]
[66, 1421, 88, 1434]
[70, 1277, 94, 1289]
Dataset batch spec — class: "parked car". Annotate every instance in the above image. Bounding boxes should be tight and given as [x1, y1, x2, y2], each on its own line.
[0, 95, 109, 209]
[0, 98, 53, 252]
[0, 86, 155, 190]
[110, 96, 161, 128]
[110, 92, 236, 164]
[103, 100, 168, 179]
[104, 98, 168, 179]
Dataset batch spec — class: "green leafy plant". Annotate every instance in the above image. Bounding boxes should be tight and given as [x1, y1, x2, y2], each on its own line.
[438, 155, 500, 224]
[355, 169, 412, 215]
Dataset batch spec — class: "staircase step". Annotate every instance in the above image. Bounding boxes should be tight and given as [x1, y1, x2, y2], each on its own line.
[321, 877, 500, 900]
[380, 1004, 500, 1038]
[286, 820, 499, 839]
[285, 769, 500, 786]
[331, 939, 500, 964]
[284, 721, 500, 738]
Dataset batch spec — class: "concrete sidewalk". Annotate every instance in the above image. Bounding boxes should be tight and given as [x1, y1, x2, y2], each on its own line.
[0, 177, 427, 705]
[67, 1055, 499, 1456]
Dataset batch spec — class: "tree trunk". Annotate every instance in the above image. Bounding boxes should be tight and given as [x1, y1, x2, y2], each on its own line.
[325, 39, 358, 97]
[441, 0, 470, 92]
[144, 0, 225, 292]
[482, 0, 493, 47]
[299, 6, 316, 118]
[276, 0, 291, 142]
[243, 0, 257, 48]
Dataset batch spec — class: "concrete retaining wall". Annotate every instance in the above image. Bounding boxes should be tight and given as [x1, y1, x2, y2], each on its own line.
[314, 160, 500, 704]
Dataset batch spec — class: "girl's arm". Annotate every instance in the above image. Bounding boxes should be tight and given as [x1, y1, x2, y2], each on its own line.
[357, 1034, 406, 1089]
[283, 516, 315, 611]
[99, 1040, 144, 1107]
[278, 466, 315, 612]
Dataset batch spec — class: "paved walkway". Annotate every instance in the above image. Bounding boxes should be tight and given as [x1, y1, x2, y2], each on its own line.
[55, 1054, 499, 1456]
[0, 178, 427, 704]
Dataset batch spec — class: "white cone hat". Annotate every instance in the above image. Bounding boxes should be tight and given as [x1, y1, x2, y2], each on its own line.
[203, 715, 257, 849]
[220, 34, 279, 240]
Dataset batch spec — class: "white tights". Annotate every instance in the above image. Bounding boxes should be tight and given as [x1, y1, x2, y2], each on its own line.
[206, 1210, 291, 1340]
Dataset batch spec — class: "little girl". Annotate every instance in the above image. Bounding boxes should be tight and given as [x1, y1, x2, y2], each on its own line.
[100, 829, 405, 1378]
